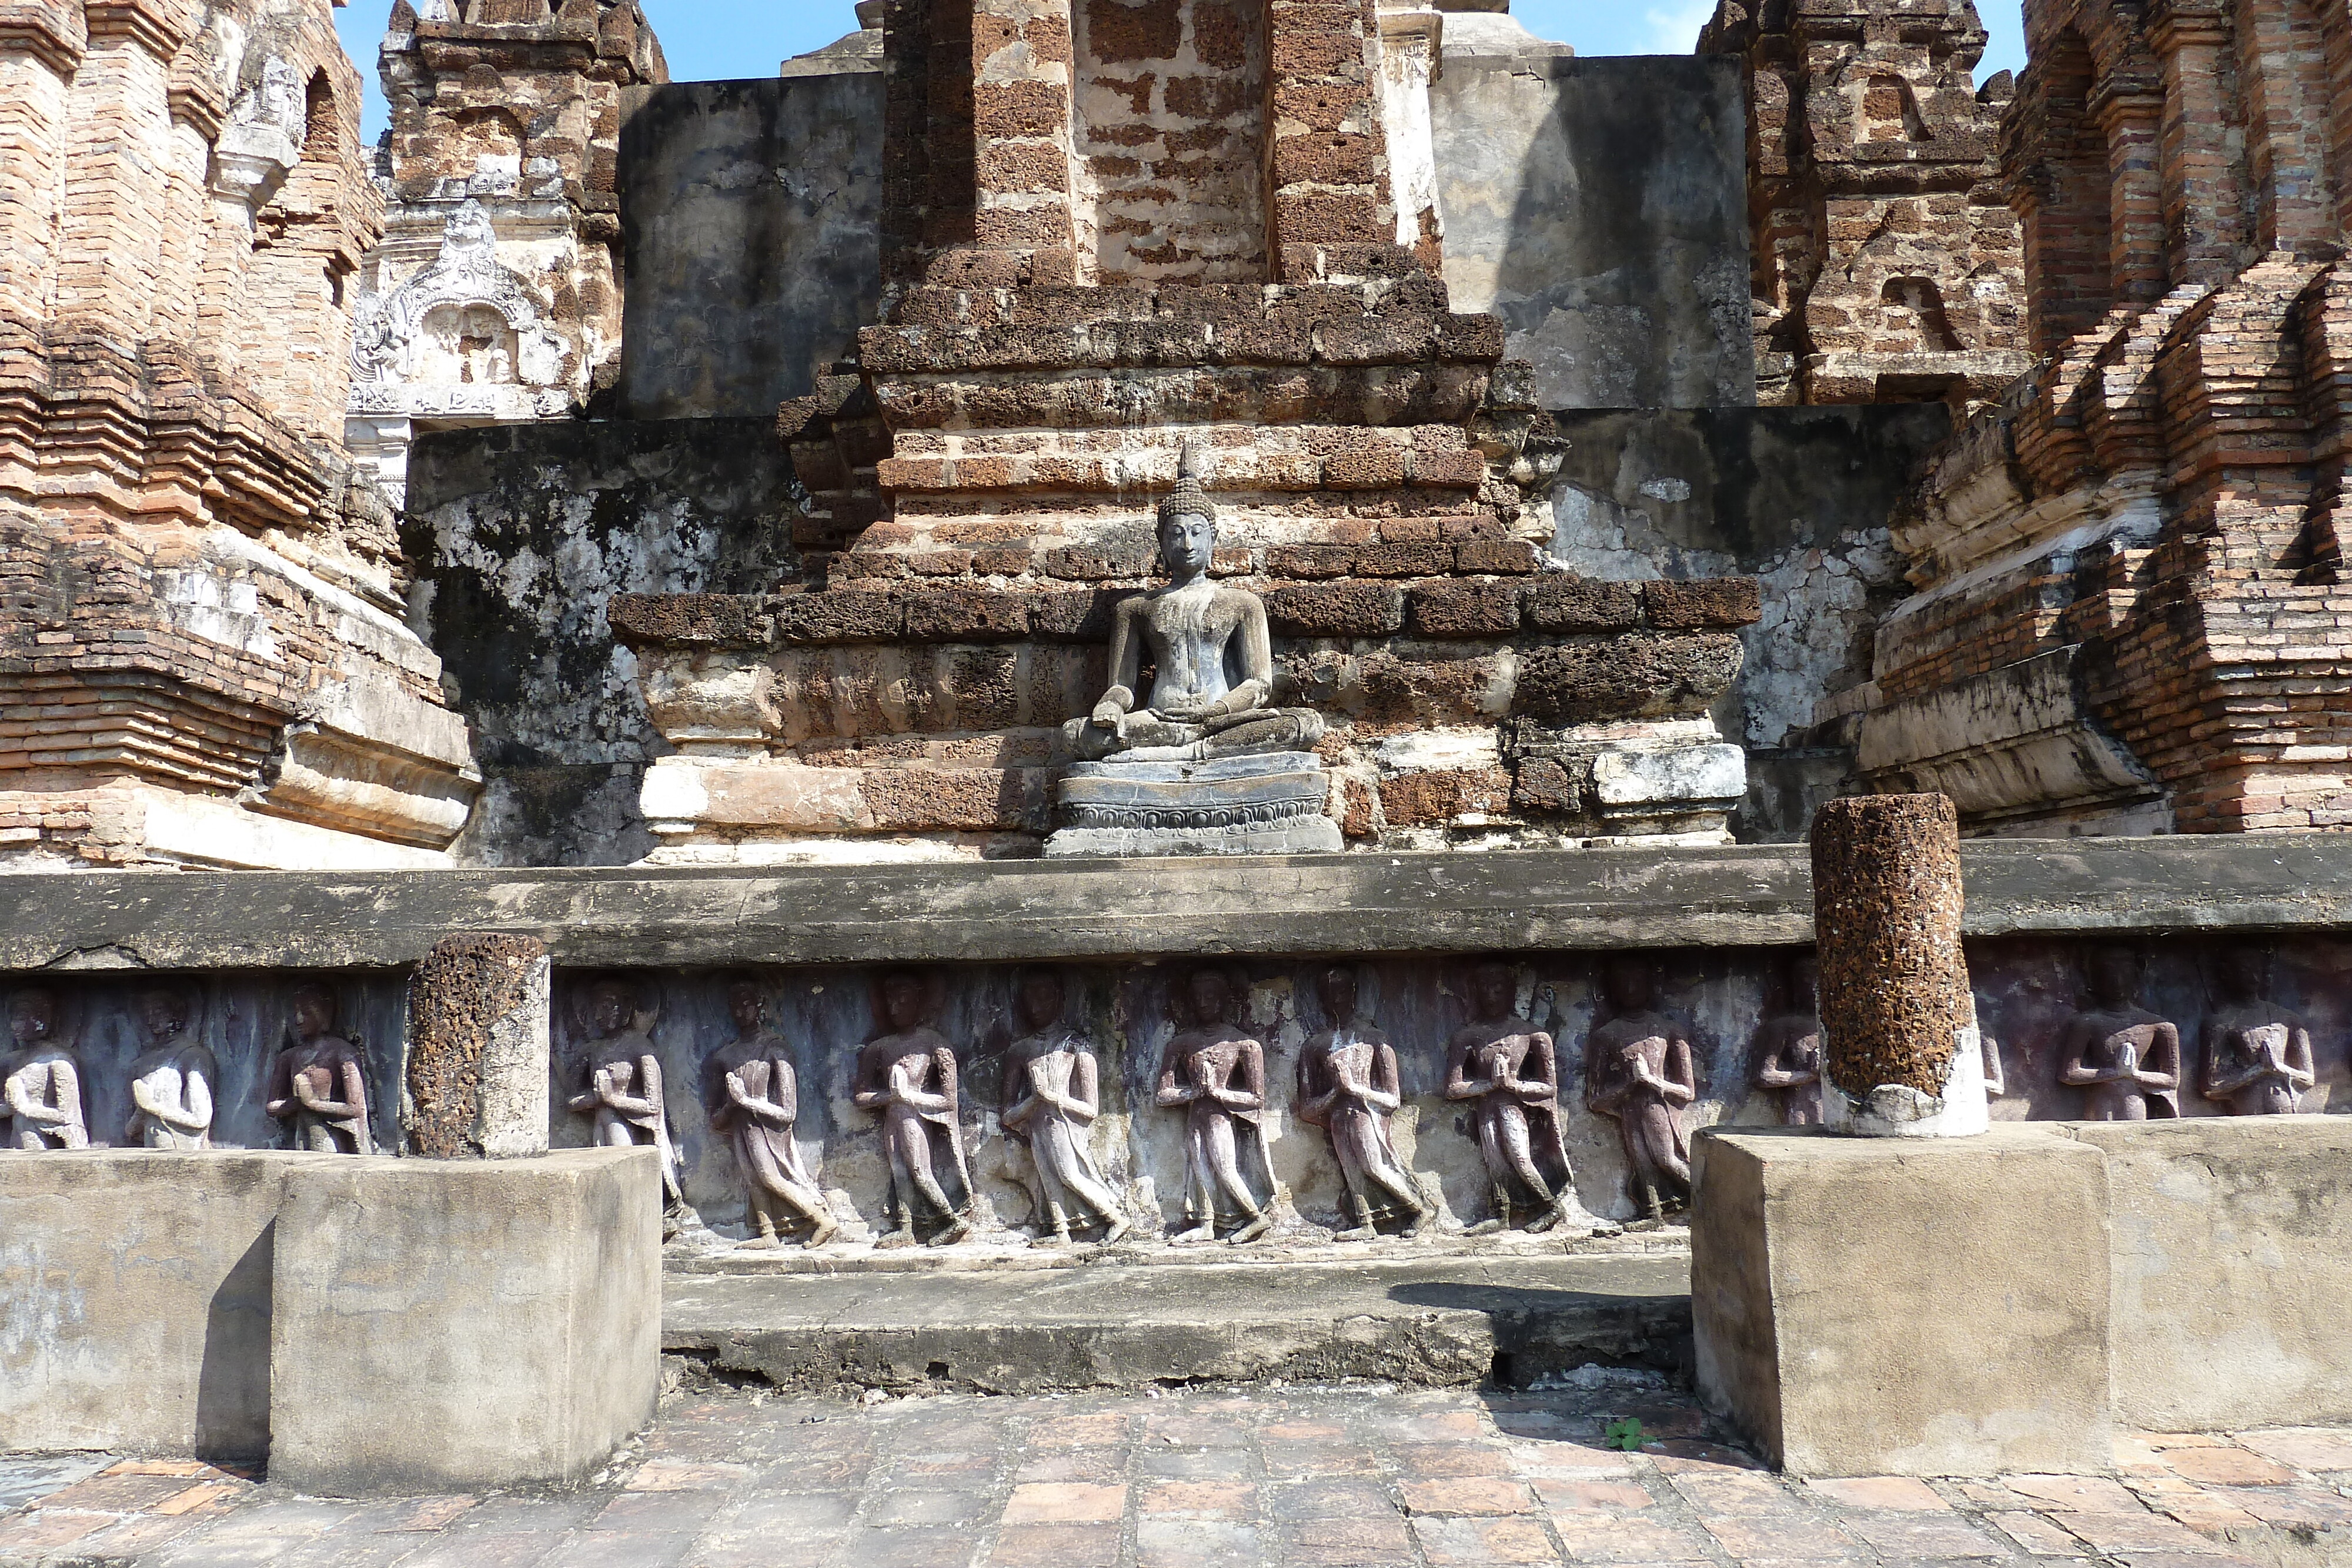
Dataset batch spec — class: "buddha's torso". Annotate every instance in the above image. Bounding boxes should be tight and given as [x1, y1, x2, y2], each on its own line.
[1141, 582, 1245, 712]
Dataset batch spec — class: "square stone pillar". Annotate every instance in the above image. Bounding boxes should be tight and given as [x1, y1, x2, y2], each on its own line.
[267, 1149, 660, 1494]
[0, 1152, 332, 1461]
[1692, 1125, 2113, 1477]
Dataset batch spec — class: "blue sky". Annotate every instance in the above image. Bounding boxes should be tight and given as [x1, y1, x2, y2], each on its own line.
[336, 2, 2029, 142]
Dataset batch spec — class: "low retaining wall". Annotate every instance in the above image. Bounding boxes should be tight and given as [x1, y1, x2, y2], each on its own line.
[0, 1150, 657, 1491]
[1692, 1118, 2352, 1476]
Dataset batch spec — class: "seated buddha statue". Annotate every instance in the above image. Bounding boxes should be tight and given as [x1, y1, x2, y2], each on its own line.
[1065, 445, 1325, 764]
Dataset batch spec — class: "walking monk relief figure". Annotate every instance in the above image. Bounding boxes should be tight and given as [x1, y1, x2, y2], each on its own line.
[1750, 952, 1825, 1126]
[266, 984, 372, 1155]
[1444, 962, 1600, 1236]
[1001, 968, 1130, 1248]
[2060, 947, 2183, 1121]
[1157, 968, 1276, 1245]
[4, 987, 87, 1151]
[126, 987, 216, 1151]
[1297, 966, 1431, 1240]
[707, 978, 838, 1249]
[1584, 957, 1698, 1221]
[568, 977, 693, 1232]
[2200, 947, 2316, 1116]
[853, 971, 974, 1248]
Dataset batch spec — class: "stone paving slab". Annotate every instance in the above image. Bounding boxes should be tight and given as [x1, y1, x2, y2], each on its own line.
[663, 1254, 1695, 1395]
[3, 1383, 2350, 1568]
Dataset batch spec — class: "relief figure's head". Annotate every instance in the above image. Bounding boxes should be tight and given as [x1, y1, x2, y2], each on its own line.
[2086, 945, 2143, 1008]
[2216, 946, 2269, 1004]
[8, 988, 57, 1047]
[1017, 968, 1067, 1034]
[726, 978, 764, 1035]
[1789, 951, 1820, 1015]
[289, 983, 337, 1044]
[1184, 968, 1233, 1028]
[1469, 961, 1516, 1022]
[1604, 956, 1658, 1015]
[881, 971, 930, 1034]
[586, 979, 634, 1038]
[140, 988, 189, 1044]
[1317, 965, 1359, 1029]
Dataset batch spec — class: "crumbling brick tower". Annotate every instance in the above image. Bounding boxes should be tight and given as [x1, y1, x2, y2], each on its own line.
[612, 0, 1765, 862]
[1702, 0, 2030, 406]
[1856, 0, 2352, 834]
[347, 0, 667, 504]
[0, 0, 479, 868]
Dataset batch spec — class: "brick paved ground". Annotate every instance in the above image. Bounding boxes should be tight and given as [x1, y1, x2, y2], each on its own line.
[2, 1379, 2348, 1567]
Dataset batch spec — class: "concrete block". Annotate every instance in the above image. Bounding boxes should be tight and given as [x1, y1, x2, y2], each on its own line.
[1692, 1125, 2112, 1477]
[2074, 1116, 2352, 1433]
[267, 1151, 660, 1495]
[0, 1152, 329, 1459]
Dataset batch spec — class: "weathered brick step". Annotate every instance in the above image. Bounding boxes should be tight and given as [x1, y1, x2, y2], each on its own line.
[661, 1253, 1694, 1398]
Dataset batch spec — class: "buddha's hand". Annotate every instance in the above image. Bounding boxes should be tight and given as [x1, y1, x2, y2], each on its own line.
[1156, 693, 1209, 720]
[1089, 700, 1127, 731]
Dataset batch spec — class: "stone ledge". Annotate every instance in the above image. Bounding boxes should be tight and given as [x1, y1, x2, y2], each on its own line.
[663, 1253, 1692, 1396]
[2, 834, 2348, 972]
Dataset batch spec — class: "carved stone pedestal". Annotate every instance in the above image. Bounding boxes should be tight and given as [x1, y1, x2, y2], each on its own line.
[1046, 753, 1344, 859]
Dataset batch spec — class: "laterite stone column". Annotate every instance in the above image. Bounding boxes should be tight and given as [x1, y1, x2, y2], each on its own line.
[1809, 793, 1988, 1136]
[405, 934, 553, 1158]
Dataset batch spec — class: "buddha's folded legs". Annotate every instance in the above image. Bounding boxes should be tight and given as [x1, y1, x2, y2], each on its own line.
[1064, 708, 1327, 762]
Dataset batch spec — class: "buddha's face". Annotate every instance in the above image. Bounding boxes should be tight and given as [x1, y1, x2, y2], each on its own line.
[290, 988, 335, 1042]
[883, 975, 926, 1033]
[2088, 948, 2140, 1007]
[2217, 948, 2267, 1002]
[1160, 510, 1215, 576]
[587, 985, 631, 1035]
[1606, 959, 1655, 1014]
[1187, 972, 1229, 1026]
[9, 992, 55, 1047]
[727, 984, 763, 1033]
[1471, 964, 1514, 1020]
[141, 991, 187, 1042]
[1018, 972, 1064, 1032]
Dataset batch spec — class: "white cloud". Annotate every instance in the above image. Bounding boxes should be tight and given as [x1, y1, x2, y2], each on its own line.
[1645, 0, 1720, 52]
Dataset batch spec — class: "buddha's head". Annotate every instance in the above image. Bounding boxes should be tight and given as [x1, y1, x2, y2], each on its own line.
[2087, 945, 2141, 1007]
[289, 983, 336, 1044]
[8, 988, 56, 1047]
[140, 988, 188, 1043]
[1017, 968, 1065, 1033]
[1157, 443, 1218, 577]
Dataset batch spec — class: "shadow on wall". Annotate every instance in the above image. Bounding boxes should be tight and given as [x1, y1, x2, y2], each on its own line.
[1434, 55, 1754, 411]
[614, 74, 886, 422]
[194, 1223, 276, 1461]
[402, 419, 798, 868]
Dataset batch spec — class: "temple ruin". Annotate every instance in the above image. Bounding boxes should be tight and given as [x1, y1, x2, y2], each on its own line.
[1, 0, 2348, 1505]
